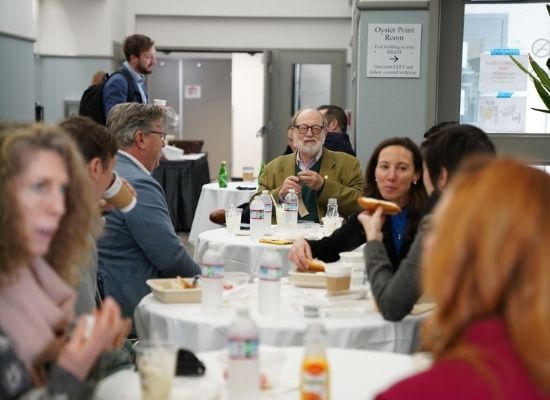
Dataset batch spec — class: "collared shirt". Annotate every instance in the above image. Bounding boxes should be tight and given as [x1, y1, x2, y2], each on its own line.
[122, 61, 148, 104]
[118, 150, 150, 176]
[296, 147, 323, 171]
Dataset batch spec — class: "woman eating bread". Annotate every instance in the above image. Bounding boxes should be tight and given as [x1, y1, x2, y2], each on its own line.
[289, 137, 427, 275]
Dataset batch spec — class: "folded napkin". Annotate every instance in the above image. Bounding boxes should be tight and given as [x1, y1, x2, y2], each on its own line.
[259, 238, 293, 245]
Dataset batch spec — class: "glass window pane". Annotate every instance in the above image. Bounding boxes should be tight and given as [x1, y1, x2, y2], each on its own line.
[461, 2, 550, 133]
[292, 64, 332, 114]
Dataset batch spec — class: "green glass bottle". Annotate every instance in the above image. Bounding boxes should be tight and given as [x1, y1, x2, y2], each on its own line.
[218, 160, 228, 188]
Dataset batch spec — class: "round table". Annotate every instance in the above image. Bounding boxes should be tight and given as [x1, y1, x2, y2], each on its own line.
[189, 181, 257, 244]
[134, 281, 424, 354]
[193, 227, 298, 276]
[94, 346, 422, 400]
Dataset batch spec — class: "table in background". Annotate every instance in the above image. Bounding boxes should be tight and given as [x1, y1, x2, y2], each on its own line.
[189, 181, 256, 244]
[135, 281, 424, 354]
[193, 227, 296, 275]
[94, 347, 419, 400]
[152, 154, 210, 231]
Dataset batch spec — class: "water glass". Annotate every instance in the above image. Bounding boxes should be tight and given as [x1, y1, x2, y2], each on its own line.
[225, 208, 243, 234]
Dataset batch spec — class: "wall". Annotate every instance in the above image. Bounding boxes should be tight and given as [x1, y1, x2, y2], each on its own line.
[36, 56, 112, 122]
[0, 36, 35, 121]
[0, 0, 35, 121]
[353, 4, 431, 163]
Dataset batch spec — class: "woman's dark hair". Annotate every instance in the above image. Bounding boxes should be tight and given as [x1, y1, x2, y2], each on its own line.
[421, 124, 496, 193]
[364, 137, 427, 242]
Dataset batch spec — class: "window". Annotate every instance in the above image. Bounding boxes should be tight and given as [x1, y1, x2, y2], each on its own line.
[460, 2, 549, 133]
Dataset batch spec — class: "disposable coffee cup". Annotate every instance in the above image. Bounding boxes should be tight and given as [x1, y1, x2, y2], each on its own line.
[325, 263, 352, 295]
[103, 172, 136, 213]
[242, 166, 254, 182]
[153, 99, 167, 107]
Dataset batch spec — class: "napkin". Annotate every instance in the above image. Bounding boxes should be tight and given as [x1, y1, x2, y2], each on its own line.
[259, 238, 293, 245]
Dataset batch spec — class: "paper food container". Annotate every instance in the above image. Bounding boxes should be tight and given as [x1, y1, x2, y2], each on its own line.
[146, 278, 201, 303]
[288, 271, 326, 288]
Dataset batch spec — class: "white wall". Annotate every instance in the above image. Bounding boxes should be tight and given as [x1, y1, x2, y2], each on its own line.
[129, 0, 352, 59]
[36, 0, 126, 56]
[0, 0, 35, 39]
[231, 53, 264, 178]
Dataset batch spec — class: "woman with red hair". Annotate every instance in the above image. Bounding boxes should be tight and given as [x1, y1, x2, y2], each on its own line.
[377, 159, 550, 399]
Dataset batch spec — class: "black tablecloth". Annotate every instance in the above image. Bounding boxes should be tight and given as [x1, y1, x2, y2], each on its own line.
[152, 155, 210, 231]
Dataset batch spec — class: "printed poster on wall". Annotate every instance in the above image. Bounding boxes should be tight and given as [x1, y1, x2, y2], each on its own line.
[184, 85, 202, 99]
[479, 51, 528, 92]
[477, 94, 526, 133]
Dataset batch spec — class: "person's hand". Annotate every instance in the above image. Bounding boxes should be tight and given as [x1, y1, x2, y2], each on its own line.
[57, 298, 131, 380]
[297, 170, 324, 191]
[279, 175, 301, 200]
[288, 237, 313, 271]
[357, 207, 385, 242]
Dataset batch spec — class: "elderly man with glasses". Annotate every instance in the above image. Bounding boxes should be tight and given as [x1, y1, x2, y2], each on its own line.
[97, 103, 200, 321]
[256, 108, 363, 223]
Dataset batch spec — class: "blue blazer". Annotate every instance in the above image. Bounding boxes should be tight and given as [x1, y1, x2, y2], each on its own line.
[97, 153, 201, 318]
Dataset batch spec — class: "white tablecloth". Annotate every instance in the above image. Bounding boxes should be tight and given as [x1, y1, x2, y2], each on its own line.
[189, 181, 256, 244]
[95, 346, 421, 400]
[194, 227, 299, 276]
[135, 281, 424, 354]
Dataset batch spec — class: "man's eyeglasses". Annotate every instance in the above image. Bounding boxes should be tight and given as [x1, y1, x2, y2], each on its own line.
[150, 130, 167, 141]
[294, 124, 324, 136]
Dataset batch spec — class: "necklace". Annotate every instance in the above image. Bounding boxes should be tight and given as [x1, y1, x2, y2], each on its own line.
[390, 209, 408, 254]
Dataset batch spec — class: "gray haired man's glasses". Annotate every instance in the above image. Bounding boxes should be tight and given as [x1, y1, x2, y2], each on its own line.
[294, 124, 324, 136]
[150, 130, 167, 141]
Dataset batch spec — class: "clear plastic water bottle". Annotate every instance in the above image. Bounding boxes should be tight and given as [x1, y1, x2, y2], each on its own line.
[227, 308, 260, 400]
[250, 195, 265, 239]
[259, 190, 273, 229]
[301, 323, 330, 400]
[200, 243, 224, 310]
[218, 161, 228, 188]
[284, 188, 298, 228]
[326, 198, 338, 218]
[257, 250, 283, 315]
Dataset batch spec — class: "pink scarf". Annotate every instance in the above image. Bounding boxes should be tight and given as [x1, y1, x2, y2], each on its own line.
[0, 258, 75, 384]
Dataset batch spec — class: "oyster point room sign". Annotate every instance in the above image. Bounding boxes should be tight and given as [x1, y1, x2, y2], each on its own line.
[366, 23, 422, 78]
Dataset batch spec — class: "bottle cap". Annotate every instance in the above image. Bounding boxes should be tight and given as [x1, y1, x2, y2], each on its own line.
[289, 188, 296, 193]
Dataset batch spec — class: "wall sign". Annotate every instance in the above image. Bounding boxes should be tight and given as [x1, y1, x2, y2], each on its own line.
[366, 24, 422, 78]
[184, 85, 202, 99]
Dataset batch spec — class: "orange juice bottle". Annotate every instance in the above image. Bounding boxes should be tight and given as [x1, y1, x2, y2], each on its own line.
[300, 323, 330, 400]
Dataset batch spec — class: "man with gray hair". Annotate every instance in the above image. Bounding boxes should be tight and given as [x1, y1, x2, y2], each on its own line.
[256, 108, 362, 221]
[97, 102, 200, 319]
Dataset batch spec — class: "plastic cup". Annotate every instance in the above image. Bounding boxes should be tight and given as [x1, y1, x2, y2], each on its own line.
[339, 251, 365, 287]
[225, 208, 243, 234]
[201, 267, 224, 310]
[102, 172, 136, 213]
[325, 263, 352, 295]
[275, 204, 285, 226]
[242, 166, 254, 182]
[135, 340, 177, 400]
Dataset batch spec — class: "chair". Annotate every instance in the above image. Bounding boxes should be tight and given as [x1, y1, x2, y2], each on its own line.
[168, 140, 204, 154]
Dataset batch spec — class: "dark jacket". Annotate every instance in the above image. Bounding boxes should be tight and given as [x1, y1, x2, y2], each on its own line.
[307, 211, 414, 272]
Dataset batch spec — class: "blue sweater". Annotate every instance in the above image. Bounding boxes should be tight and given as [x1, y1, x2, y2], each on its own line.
[97, 153, 200, 318]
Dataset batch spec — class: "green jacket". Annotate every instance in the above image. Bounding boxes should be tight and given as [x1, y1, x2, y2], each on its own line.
[256, 149, 363, 219]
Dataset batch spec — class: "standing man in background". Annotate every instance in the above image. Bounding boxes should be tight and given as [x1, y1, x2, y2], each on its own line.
[103, 34, 156, 118]
[317, 104, 355, 156]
